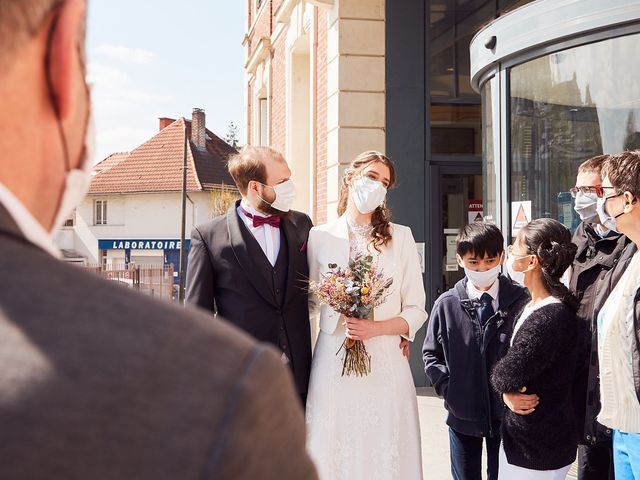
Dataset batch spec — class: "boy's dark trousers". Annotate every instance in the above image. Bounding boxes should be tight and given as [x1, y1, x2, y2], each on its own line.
[449, 428, 500, 480]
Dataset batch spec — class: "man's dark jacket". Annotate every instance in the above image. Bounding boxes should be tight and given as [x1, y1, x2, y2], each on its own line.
[423, 275, 529, 437]
[186, 201, 313, 396]
[570, 222, 636, 445]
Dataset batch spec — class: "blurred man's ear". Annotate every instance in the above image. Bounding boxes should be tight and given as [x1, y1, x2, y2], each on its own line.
[45, 0, 86, 120]
[624, 191, 639, 213]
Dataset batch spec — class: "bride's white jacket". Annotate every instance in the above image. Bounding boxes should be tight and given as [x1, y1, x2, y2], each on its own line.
[307, 215, 427, 342]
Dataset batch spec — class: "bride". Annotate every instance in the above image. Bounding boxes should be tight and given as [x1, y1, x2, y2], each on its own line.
[306, 151, 427, 480]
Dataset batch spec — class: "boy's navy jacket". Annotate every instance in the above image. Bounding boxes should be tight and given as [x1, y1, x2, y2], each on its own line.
[422, 274, 529, 437]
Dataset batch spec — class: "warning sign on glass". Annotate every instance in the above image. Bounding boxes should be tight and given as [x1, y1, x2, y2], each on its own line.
[468, 199, 483, 223]
[511, 201, 532, 236]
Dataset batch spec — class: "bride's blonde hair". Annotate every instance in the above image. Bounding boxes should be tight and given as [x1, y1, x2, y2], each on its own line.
[337, 151, 396, 252]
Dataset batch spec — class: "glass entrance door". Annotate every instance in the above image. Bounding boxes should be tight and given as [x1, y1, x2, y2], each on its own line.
[429, 164, 483, 301]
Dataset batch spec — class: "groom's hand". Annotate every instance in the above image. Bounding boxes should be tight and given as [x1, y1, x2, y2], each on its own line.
[399, 338, 409, 359]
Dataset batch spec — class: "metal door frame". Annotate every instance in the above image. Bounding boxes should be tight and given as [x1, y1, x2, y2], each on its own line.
[427, 161, 482, 308]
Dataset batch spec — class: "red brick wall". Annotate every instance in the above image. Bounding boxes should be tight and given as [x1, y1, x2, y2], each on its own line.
[315, 9, 328, 224]
[269, 35, 286, 153]
[248, 0, 273, 55]
[244, 2, 329, 223]
[269, 0, 286, 152]
[246, 83, 253, 145]
[246, 0, 273, 147]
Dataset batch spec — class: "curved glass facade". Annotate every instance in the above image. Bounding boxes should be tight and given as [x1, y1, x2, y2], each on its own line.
[471, 1, 640, 239]
[510, 33, 640, 232]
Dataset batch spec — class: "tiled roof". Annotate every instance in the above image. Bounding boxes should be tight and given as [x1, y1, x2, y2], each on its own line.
[89, 118, 237, 194]
[93, 152, 128, 176]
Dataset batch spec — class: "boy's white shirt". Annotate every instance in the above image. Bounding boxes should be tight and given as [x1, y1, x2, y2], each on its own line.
[467, 277, 499, 313]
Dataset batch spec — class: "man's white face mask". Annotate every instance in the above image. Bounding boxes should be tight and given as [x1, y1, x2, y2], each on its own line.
[51, 112, 94, 233]
[257, 179, 297, 213]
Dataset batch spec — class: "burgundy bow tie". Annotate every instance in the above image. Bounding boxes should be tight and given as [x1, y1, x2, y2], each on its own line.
[240, 207, 281, 228]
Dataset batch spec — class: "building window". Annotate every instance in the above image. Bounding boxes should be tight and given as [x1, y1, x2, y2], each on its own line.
[428, 0, 534, 157]
[95, 200, 108, 225]
[259, 97, 268, 146]
[63, 210, 75, 227]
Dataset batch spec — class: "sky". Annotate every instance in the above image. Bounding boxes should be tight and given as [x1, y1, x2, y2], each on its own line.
[87, 1, 245, 162]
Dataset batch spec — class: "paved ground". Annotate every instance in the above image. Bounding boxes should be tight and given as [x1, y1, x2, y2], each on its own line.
[416, 387, 578, 479]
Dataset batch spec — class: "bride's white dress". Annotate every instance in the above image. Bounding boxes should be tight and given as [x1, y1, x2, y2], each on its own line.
[305, 216, 427, 480]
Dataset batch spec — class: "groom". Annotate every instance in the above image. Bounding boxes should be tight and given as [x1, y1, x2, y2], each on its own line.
[186, 146, 313, 405]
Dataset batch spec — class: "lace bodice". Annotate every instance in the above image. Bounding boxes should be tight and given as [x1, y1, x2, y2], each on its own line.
[347, 217, 373, 259]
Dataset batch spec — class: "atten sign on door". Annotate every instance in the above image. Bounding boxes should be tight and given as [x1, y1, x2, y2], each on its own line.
[468, 199, 483, 223]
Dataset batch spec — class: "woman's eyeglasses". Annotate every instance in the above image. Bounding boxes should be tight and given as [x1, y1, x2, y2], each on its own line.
[507, 245, 531, 258]
[569, 185, 616, 198]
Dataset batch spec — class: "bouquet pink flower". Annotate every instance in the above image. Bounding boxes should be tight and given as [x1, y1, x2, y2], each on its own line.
[309, 255, 393, 376]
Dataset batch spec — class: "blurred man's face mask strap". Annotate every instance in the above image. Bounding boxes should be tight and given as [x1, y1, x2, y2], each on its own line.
[44, 6, 94, 232]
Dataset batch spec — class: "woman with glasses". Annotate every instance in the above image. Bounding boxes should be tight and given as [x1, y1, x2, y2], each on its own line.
[491, 218, 580, 479]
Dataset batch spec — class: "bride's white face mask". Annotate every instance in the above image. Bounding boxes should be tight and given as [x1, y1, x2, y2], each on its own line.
[350, 176, 387, 214]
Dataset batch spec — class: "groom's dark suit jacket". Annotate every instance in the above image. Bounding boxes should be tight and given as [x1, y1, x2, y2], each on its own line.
[186, 201, 313, 396]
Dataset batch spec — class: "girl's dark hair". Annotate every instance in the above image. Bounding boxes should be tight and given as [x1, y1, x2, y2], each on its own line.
[518, 218, 579, 311]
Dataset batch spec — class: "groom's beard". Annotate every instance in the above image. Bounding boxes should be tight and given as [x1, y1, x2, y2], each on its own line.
[256, 191, 292, 219]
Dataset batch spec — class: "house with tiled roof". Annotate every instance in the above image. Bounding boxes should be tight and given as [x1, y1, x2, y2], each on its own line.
[55, 108, 239, 279]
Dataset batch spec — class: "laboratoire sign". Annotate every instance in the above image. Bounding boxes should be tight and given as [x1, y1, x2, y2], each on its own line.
[98, 239, 191, 250]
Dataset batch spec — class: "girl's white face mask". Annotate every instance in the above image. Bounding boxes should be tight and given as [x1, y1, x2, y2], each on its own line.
[351, 177, 387, 214]
[506, 251, 533, 286]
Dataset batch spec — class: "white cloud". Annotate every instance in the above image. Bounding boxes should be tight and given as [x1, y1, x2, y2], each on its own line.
[86, 61, 175, 162]
[95, 127, 156, 163]
[93, 43, 157, 65]
[88, 62, 173, 114]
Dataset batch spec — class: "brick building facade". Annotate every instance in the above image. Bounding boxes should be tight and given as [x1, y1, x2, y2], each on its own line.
[244, 0, 385, 224]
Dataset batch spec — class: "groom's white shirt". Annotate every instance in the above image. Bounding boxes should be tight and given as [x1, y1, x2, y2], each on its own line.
[307, 215, 427, 342]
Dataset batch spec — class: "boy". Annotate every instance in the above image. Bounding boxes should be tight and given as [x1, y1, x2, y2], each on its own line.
[423, 222, 531, 480]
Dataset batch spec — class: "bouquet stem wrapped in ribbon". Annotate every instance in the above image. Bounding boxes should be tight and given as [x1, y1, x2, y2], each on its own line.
[309, 255, 393, 377]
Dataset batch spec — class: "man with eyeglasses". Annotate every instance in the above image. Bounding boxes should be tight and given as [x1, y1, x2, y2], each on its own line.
[569, 154, 636, 480]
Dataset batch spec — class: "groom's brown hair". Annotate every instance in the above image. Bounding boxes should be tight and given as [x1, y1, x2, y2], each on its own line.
[227, 146, 284, 195]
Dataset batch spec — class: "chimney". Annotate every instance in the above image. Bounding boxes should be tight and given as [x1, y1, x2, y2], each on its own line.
[159, 117, 175, 131]
[191, 108, 206, 150]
